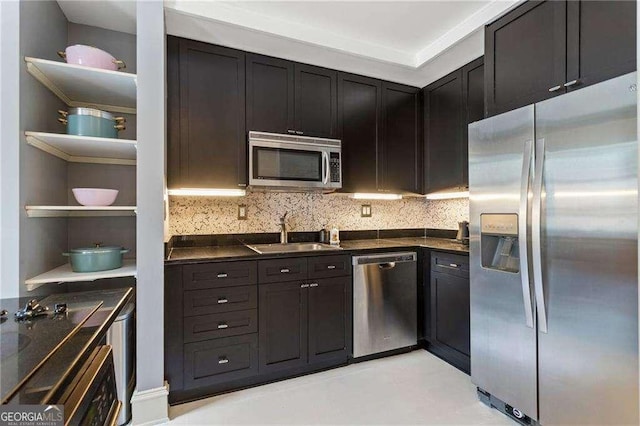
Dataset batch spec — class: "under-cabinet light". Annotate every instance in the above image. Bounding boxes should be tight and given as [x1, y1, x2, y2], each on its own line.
[350, 193, 403, 200]
[425, 191, 469, 200]
[167, 188, 247, 197]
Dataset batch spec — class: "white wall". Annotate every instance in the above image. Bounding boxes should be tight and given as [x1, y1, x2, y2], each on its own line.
[132, 1, 169, 423]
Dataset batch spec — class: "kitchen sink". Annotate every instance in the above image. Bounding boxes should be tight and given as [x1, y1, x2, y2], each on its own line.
[245, 242, 342, 254]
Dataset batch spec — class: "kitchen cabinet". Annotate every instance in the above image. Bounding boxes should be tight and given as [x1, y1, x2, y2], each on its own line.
[426, 251, 470, 374]
[165, 254, 351, 403]
[485, 0, 636, 117]
[337, 72, 381, 192]
[167, 36, 247, 189]
[246, 55, 337, 138]
[423, 57, 483, 193]
[381, 82, 421, 194]
[246, 54, 295, 134]
[295, 64, 338, 138]
[258, 256, 351, 373]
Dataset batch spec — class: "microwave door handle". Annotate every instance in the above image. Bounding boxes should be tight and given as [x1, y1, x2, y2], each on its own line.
[322, 152, 329, 184]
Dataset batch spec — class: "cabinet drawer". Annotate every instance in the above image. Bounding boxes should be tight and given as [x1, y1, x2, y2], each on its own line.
[431, 252, 469, 278]
[308, 255, 350, 279]
[183, 261, 257, 290]
[183, 334, 258, 390]
[184, 310, 258, 343]
[258, 258, 307, 284]
[184, 286, 257, 317]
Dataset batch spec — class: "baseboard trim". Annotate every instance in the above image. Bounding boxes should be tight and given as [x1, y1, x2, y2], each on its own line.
[131, 382, 169, 425]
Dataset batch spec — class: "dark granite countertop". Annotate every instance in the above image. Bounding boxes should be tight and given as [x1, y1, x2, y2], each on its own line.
[165, 237, 468, 264]
[4, 287, 133, 404]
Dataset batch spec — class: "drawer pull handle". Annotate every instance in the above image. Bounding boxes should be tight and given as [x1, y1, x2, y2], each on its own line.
[280, 268, 290, 273]
[217, 323, 229, 329]
[301, 284, 310, 288]
[327, 265, 336, 269]
[217, 273, 228, 278]
[309, 283, 319, 287]
[218, 357, 229, 364]
[548, 85, 562, 92]
[564, 79, 579, 87]
[217, 298, 228, 304]
[449, 263, 459, 268]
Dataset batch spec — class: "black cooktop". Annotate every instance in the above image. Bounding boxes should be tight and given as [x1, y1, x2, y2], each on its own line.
[0, 296, 102, 403]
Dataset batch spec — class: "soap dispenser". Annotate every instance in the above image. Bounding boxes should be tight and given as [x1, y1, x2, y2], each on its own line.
[329, 225, 340, 246]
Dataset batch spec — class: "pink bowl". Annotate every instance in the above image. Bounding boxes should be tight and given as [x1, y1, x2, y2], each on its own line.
[72, 188, 119, 206]
[59, 45, 125, 71]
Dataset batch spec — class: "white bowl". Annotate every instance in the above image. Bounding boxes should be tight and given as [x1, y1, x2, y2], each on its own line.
[72, 188, 119, 206]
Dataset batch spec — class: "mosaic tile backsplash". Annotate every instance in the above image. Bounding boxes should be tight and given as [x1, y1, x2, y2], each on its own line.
[168, 192, 469, 236]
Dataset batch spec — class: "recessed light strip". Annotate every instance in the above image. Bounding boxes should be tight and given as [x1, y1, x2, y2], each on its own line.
[167, 188, 247, 197]
[425, 191, 469, 200]
[350, 193, 403, 200]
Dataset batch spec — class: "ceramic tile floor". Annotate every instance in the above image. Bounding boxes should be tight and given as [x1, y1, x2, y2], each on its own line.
[169, 350, 516, 425]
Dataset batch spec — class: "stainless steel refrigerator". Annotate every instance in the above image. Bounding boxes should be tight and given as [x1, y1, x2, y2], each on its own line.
[469, 72, 638, 425]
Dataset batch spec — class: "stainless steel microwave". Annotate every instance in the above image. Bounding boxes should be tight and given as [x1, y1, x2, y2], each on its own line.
[248, 131, 342, 191]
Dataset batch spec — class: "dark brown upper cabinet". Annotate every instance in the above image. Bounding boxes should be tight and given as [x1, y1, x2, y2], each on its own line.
[485, 0, 636, 117]
[294, 64, 338, 138]
[246, 54, 295, 135]
[167, 36, 246, 189]
[337, 72, 382, 193]
[423, 57, 483, 194]
[566, 0, 636, 91]
[381, 82, 421, 194]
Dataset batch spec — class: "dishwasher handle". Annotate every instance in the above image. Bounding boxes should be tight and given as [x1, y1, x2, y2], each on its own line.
[353, 252, 417, 266]
[378, 262, 396, 270]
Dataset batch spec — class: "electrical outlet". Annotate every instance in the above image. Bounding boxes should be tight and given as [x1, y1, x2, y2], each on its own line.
[238, 205, 247, 220]
[361, 204, 372, 217]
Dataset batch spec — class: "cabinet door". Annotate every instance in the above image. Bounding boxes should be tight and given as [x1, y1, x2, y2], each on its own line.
[381, 82, 421, 193]
[431, 271, 470, 357]
[485, 1, 567, 116]
[308, 277, 351, 364]
[294, 64, 338, 138]
[337, 73, 381, 192]
[566, 0, 636, 91]
[462, 57, 484, 187]
[168, 37, 246, 188]
[246, 54, 295, 134]
[258, 281, 308, 373]
[424, 70, 463, 194]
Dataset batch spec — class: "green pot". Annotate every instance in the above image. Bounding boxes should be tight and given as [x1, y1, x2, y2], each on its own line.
[58, 108, 125, 138]
[63, 245, 129, 273]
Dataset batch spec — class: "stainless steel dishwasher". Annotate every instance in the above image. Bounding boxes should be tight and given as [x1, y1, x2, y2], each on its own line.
[352, 252, 417, 358]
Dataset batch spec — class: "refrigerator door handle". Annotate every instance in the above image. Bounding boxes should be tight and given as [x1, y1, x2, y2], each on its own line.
[532, 137, 548, 333]
[519, 139, 534, 328]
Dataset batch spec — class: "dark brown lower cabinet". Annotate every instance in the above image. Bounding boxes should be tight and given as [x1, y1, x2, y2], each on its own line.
[259, 276, 351, 372]
[426, 251, 470, 374]
[258, 281, 308, 374]
[308, 277, 352, 363]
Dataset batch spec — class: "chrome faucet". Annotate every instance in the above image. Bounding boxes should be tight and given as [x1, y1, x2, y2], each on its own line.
[279, 212, 288, 244]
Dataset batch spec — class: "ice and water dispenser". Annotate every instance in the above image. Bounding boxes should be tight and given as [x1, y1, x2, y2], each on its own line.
[481, 214, 520, 273]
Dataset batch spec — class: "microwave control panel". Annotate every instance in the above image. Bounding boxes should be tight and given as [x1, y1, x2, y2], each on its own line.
[330, 153, 341, 183]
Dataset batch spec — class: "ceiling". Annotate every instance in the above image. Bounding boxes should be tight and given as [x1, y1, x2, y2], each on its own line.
[56, 0, 520, 87]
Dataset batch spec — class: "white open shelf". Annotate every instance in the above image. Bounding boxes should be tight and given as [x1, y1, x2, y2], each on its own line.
[25, 205, 137, 218]
[25, 57, 137, 114]
[25, 132, 136, 165]
[25, 259, 137, 291]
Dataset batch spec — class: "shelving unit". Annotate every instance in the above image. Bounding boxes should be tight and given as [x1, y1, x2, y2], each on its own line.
[25, 259, 137, 292]
[25, 57, 137, 114]
[25, 206, 137, 218]
[25, 132, 136, 165]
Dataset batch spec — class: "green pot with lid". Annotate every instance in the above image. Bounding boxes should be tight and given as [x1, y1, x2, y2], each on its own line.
[58, 107, 126, 138]
[63, 244, 129, 273]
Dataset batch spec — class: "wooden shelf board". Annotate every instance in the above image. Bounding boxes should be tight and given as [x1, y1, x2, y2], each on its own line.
[25, 260, 136, 291]
[25, 206, 137, 218]
[25, 132, 136, 165]
[25, 57, 137, 114]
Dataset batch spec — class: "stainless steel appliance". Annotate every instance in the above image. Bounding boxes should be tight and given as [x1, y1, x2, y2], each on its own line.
[469, 72, 638, 425]
[248, 131, 342, 191]
[352, 252, 417, 358]
[106, 302, 135, 426]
